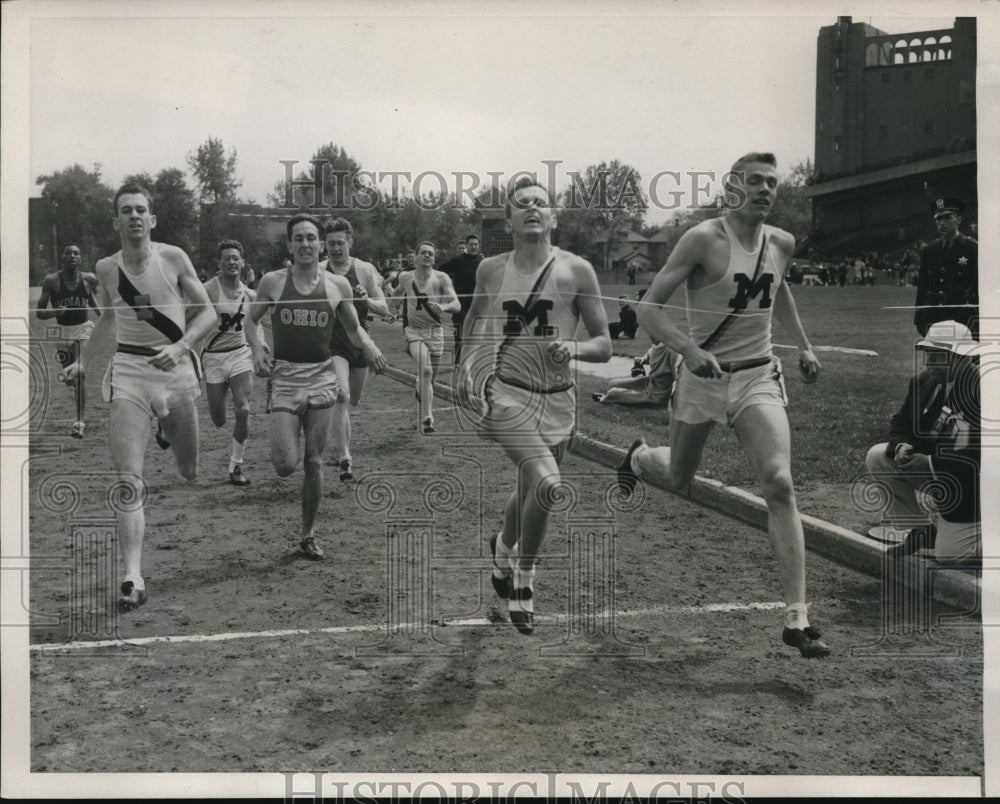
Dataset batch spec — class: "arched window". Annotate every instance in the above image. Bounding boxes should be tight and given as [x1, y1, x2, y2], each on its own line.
[939, 35, 952, 60]
[866, 43, 878, 66]
[923, 36, 937, 61]
[879, 41, 893, 65]
[909, 38, 922, 62]
[894, 39, 908, 64]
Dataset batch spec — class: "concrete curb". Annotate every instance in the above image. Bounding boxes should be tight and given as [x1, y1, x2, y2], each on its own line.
[380, 365, 979, 612]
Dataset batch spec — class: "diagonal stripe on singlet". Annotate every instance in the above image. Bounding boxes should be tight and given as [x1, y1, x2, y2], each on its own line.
[117, 267, 183, 343]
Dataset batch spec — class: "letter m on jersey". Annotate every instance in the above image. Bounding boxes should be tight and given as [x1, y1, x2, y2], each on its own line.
[502, 299, 555, 337]
[728, 273, 773, 311]
[219, 311, 245, 332]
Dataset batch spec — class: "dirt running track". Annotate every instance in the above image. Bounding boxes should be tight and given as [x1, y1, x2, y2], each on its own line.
[24, 318, 983, 788]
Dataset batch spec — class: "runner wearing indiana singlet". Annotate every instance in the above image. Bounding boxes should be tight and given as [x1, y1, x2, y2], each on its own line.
[36, 242, 100, 438]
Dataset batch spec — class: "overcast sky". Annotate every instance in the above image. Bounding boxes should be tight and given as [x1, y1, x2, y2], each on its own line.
[20, 1, 968, 225]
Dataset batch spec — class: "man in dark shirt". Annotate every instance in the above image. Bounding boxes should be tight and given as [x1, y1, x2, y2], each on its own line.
[914, 196, 978, 337]
[439, 233, 482, 364]
[608, 296, 639, 339]
[865, 320, 980, 564]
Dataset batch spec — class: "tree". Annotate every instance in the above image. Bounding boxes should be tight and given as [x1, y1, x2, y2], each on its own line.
[268, 142, 364, 209]
[558, 160, 648, 272]
[151, 168, 199, 256]
[187, 137, 241, 203]
[35, 163, 116, 267]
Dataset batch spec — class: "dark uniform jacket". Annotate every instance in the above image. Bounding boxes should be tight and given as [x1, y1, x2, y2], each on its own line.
[885, 362, 980, 523]
[914, 234, 978, 336]
[440, 252, 483, 324]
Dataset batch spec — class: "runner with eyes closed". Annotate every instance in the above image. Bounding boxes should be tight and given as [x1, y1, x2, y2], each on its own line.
[458, 176, 611, 634]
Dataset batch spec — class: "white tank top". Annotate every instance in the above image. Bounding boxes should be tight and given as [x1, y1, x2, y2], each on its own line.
[686, 217, 784, 361]
[110, 244, 187, 347]
[491, 247, 579, 392]
[205, 279, 250, 352]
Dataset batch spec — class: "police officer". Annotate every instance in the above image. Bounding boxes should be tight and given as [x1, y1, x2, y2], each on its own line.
[914, 196, 978, 337]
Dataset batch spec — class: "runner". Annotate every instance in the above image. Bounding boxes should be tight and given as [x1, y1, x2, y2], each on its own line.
[616, 152, 829, 658]
[391, 241, 460, 434]
[63, 182, 217, 611]
[458, 177, 611, 634]
[201, 239, 268, 486]
[321, 217, 389, 481]
[248, 214, 386, 559]
[36, 242, 101, 438]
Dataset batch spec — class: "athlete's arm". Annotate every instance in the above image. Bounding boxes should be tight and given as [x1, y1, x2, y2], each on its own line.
[388, 273, 409, 316]
[248, 273, 278, 375]
[456, 258, 501, 409]
[149, 249, 216, 372]
[35, 276, 62, 320]
[358, 261, 389, 318]
[83, 273, 102, 318]
[242, 287, 269, 353]
[771, 234, 820, 383]
[329, 274, 386, 373]
[563, 259, 611, 363]
[637, 224, 722, 378]
[428, 272, 461, 316]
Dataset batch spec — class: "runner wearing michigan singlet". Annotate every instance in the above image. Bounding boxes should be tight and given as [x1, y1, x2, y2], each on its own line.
[201, 238, 268, 486]
[617, 152, 829, 659]
[458, 178, 611, 636]
[266, 268, 342, 414]
[481, 247, 582, 446]
[673, 215, 789, 426]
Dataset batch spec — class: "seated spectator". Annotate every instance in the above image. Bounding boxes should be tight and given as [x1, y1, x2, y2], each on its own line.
[864, 321, 981, 565]
[592, 341, 674, 407]
[608, 296, 639, 339]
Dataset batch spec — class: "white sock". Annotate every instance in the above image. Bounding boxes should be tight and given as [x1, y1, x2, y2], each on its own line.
[514, 566, 535, 592]
[784, 603, 810, 630]
[123, 575, 145, 592]
[511, 566, 536, 614]
[231, 439, 246, 468]
[493, 534, 515, 577]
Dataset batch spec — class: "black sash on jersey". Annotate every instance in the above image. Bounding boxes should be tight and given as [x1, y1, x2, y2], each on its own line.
[698, 235, 768, 353]
[205, 292, 246, 352]
[405, 279, 441, 326]
[117, 267, 184, 344]
[494, 254, 571, 392]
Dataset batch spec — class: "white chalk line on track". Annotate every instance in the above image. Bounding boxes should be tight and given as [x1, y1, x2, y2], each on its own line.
[30, 599, 832, 653]
[367, 406, 457, 415]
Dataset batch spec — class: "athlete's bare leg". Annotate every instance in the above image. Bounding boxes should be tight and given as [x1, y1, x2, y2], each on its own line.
[107, 400, 152, 594]
[732, 403, 806, 607]
[300, 407, 334, 539]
